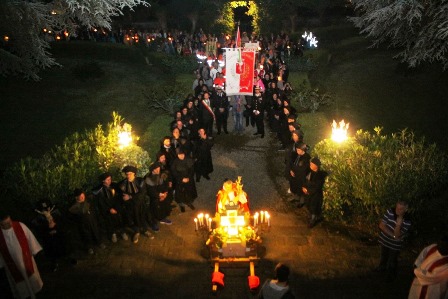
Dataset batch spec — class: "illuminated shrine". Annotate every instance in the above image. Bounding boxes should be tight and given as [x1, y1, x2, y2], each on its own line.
[193, 176, 270, 293]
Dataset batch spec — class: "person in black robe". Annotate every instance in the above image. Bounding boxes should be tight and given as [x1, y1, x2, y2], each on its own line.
[198, 92, 215, 138]
[171, 148, 197, 213]
[252, 86, 266, 138]
[194, 128, 214, 182]
[118, 166, 154, 243]
[92, 172, 128, 243]
[157, 136, 177, 170]
[211, 86, 229, 135]
[302, 157, 328, 228]
[288, 142, 310, 205]
[68, 189, 105, 255]
[145, 162, 173, 227]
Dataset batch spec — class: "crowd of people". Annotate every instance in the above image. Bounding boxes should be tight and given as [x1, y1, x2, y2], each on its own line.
[1, 32, 448, 299]
[48, 26, 308, 60]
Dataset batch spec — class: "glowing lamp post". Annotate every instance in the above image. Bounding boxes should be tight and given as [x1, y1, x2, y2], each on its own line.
[118, 123, 133, 149]
[331, 120, 349, 143]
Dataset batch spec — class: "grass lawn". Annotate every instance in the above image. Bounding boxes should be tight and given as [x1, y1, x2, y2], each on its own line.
[304, 22, 448, 149]
[0, 42, 169, 170]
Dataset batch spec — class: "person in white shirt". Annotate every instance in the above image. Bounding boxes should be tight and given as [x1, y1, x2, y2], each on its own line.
[0, 213, 43, 299]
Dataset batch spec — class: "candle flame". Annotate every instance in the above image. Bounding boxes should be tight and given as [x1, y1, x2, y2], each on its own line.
[331, 119, 349, 143]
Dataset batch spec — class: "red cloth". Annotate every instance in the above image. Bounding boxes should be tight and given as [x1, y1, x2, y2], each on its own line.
[248, 275, 260, 290]
[212, 271, 225, 286]
[0, 221, 35, 282]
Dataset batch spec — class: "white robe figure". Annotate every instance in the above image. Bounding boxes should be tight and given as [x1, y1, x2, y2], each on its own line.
[408, 244, 448, 299]
[0, 222, 43, 299]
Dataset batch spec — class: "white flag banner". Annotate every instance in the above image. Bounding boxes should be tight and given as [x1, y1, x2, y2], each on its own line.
[224, 49, 255, 96]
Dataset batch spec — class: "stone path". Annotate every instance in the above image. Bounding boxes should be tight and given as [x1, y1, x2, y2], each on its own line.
[37, 120, 415, 299]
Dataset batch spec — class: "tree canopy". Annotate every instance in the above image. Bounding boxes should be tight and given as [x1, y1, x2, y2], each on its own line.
[0, 0, 148, 80]
[349, 0, 448, 70]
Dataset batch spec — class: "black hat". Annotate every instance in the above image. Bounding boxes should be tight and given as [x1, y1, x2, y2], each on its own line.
[295, 142, 307, 151]
[122, 165, 138, 174]
[98, 172, 112, 182]
[149, 162, 162, 172]
[310, 157, 321, 167]
[73, 188, 84, 197]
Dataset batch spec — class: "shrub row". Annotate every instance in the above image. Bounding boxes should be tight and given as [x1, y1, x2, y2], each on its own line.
[2, 112, 151, 209]
[313, 127, 448, 226]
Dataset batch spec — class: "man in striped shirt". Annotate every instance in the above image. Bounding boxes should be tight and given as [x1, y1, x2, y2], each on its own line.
[375, 200, 412, 278]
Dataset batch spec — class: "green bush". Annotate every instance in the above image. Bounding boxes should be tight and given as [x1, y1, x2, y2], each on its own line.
[313, 127, 448, 226]
[2, 112, 150, 209]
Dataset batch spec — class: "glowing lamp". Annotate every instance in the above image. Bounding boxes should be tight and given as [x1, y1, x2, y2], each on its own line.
[4, 35, 9, 42]
[118, 123, 133, 149]
[331, 120, 349, 143]
[43, 28, 47, 33]
[64, 31, 69, 37]
[51, 10, 57, 15]
[56, 36, 61, 40]
[93, 28, 97, 32]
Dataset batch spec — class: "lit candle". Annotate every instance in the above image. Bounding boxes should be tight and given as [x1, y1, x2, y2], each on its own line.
[208, 217, 212, 230]
[254, 212, 259, 226]
[260, 211, 264, 224]
[266, 213, 271, 227]
[194, 218, 198, 231]
[198, 213, 204, 226]
[205, 214, 209, 221]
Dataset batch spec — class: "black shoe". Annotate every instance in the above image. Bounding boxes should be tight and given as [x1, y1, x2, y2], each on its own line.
[180, 206, 186, 213]
[224, 130, 229, 134]
[187, 203, 196, 210]
[253, 132, 260, 135]
[204, 175, 211, 180]
[261, 134, 264, 138]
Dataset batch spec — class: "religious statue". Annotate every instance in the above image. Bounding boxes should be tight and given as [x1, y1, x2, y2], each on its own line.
[215, 176, 249, 214]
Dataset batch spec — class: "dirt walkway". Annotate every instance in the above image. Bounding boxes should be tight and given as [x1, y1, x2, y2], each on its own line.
[37, 120, 415, 299]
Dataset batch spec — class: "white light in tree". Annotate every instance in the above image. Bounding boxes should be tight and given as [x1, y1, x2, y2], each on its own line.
[331, 120, 349, 143]
[118, 123, 133, 149]
[302, 31, 319, 48]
